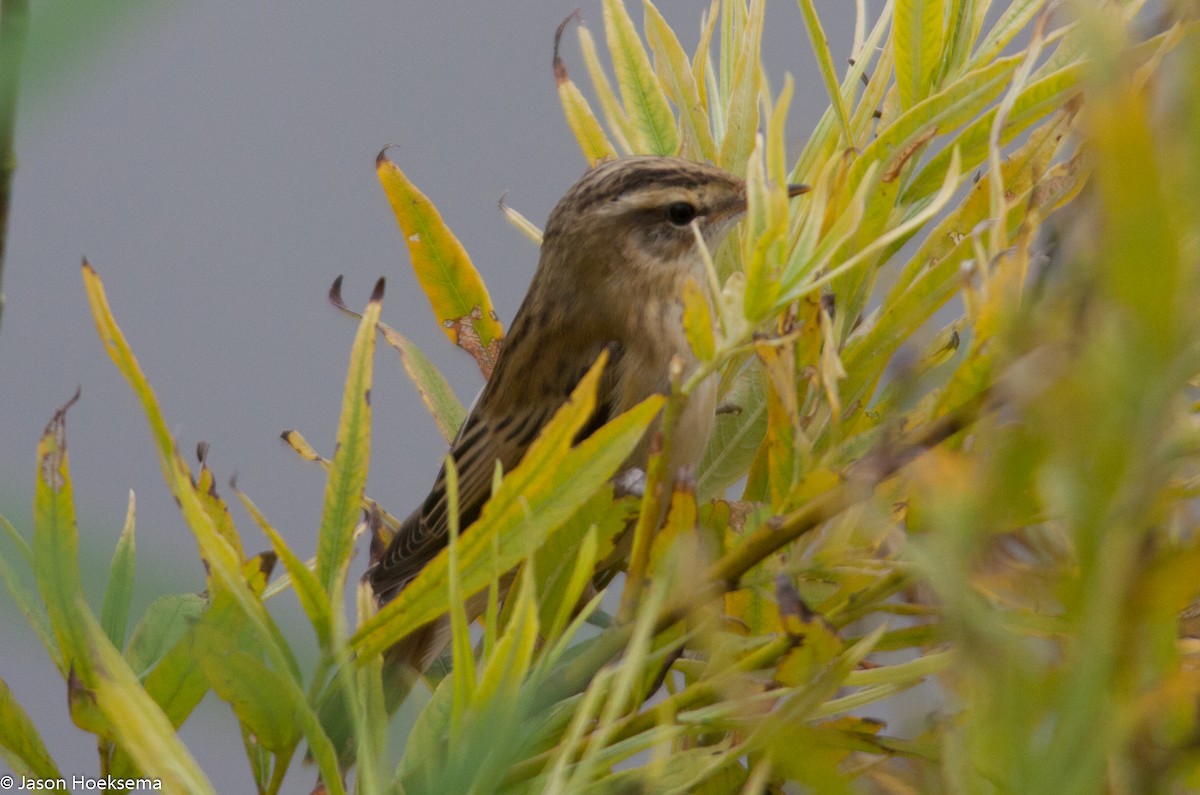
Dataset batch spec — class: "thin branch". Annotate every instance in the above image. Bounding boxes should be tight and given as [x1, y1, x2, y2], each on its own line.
[0, 0, 29, 333]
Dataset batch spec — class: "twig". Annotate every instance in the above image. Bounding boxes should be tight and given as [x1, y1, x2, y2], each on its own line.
[0, 0, 30, 333]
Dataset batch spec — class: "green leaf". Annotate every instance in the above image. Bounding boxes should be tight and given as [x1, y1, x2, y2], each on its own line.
[315, 280, 380, 597]
[697, 361, 768, 498]
[895, 0, 948, 109]
[351, 350, 664, 659]
[124, 593, 206, 676]
[603, 0, 679, 155]
[82, 263, 345, 792]
[31, 392, 90, 680]
[0, 515, 60, 672]
[717, 0, 763, 174]
[376, 154, 503, 375]
[0, 677, 64, 785]
[100, 490, 137, 649]
[236, 487, 333, 650]
[380, 323, 465, 443]
[578, 23, 636, 154]
[644, 0, 716, 160]
[797, 0, 853, 145]
[82, 610, 219, 795]
[200, 648, 301, 754]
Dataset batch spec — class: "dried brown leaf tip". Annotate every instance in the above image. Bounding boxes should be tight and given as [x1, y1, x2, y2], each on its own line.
[553, 11, 582, 85]
[41, 387, 81, 489]
[445, 305, 503, 378]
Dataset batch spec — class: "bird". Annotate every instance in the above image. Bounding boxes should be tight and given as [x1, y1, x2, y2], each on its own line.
[366, 155, 809, 675]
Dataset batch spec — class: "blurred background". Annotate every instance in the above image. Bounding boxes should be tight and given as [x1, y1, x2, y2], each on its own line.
[0, 1, 853, 791]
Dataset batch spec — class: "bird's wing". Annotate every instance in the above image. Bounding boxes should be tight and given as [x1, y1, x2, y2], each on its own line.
[367, 345, 620, 601]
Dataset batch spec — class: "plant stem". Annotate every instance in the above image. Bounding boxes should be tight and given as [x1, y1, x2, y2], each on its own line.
[0, 0, 29, 334]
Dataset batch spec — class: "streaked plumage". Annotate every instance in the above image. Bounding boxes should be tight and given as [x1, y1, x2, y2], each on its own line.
[367, 156, 762, 671]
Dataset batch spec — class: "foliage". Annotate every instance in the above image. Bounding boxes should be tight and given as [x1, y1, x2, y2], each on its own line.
[3, 1, 1200, 793]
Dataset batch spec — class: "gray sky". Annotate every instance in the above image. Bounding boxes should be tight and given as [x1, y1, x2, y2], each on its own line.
[0, 2, 853, 791]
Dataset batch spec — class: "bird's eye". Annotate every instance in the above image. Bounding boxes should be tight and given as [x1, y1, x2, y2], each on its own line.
[665, 201, 698, 226]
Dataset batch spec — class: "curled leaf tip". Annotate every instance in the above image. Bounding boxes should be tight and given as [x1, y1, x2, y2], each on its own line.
[81, 257, 94, 273]
[228, 472, 239, 491]
[196, 441, 210, 464]
[279, 429, 294, 441]
[497, 189, 510, 211]
[553, 10, 582, 84]
[370, 277, 386, 303]
[376, 144, 402, 168]
[787, 183, 811, 197]
[328, 276, 347, 310]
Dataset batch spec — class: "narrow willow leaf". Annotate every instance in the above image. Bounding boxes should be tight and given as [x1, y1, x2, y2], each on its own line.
[498, 196, 545, 246]
[757, 340, 802, 512]
[903, 63, 1082, 201]
[124, 593, 206, 676]
[603, 0, 679, 155]
[0, 516, 60, 671]
[376, 154, 503, 375]
[81, 264, 345, 792]
[895, 0, 948, 109]
[967, 0, 1047, 73]
[83, 610, 219, 795]
[315, 281, 380, 596]
[380, 323, 465, 444]
[578, 24, 637, 153]
[443, 457, 477, 735]
[682, 277, 715, 361]
[0, 677, 64, 784]
[644, 0, 716, 161]
[848, 54, 1021, 190]
[199, 648, 301, 754]
[697, 362, 768, 498]
[138, 623, 210, 729]
[351, 351, 664, 659]
[797, 0, 853, 144]
[555, 15, 617, 165]
[692, 0, 720, 113]
[717, 0, 763, 173]
[236, 487, 333, 649]
[100, 490, 137, 649]
[31, 393, 89, 678]
[195, 456, 245, 560]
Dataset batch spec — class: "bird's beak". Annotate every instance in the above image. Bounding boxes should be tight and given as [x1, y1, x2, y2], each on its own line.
[787, 183, 811, 197]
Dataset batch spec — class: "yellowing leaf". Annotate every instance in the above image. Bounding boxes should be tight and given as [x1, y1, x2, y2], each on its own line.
[682, 278, 715, 361]
[895, 0, 948, 109]
[351, 350, 664, 660]
[376, 153, 503, 375]
[555, 15, 617, 165]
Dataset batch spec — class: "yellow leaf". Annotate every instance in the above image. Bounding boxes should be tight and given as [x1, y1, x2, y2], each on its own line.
[376, 152, 504, 376]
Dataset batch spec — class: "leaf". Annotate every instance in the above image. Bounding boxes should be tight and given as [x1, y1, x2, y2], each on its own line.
[895, 0, 948, 109]
[351, 350, 664, 659]
[0, 515, 60, 672]
[236, 487, 333, 650]
[200, 649, 301, 754]
[31, 391, 89, 680]
[797, 0, 853, 145]
[83, 610, 219, 795]
[554, 14, 617, 165]
[717, 0, 764, 173]
[577, 23, 636, 154]
[697, 361, 768, 499]
[380, 323, 465, 443]
[100, 490, 137, 650]
[682, 277, 715, 361]
[644, 0, 716, 160]
[124, 593, 207, 676]
[316, 279, 380, 597]
[376, 153, 503, 375]
[0, 676, 64, 784]
[602, 0, 679, 155]
[82, 263, 344, 792]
